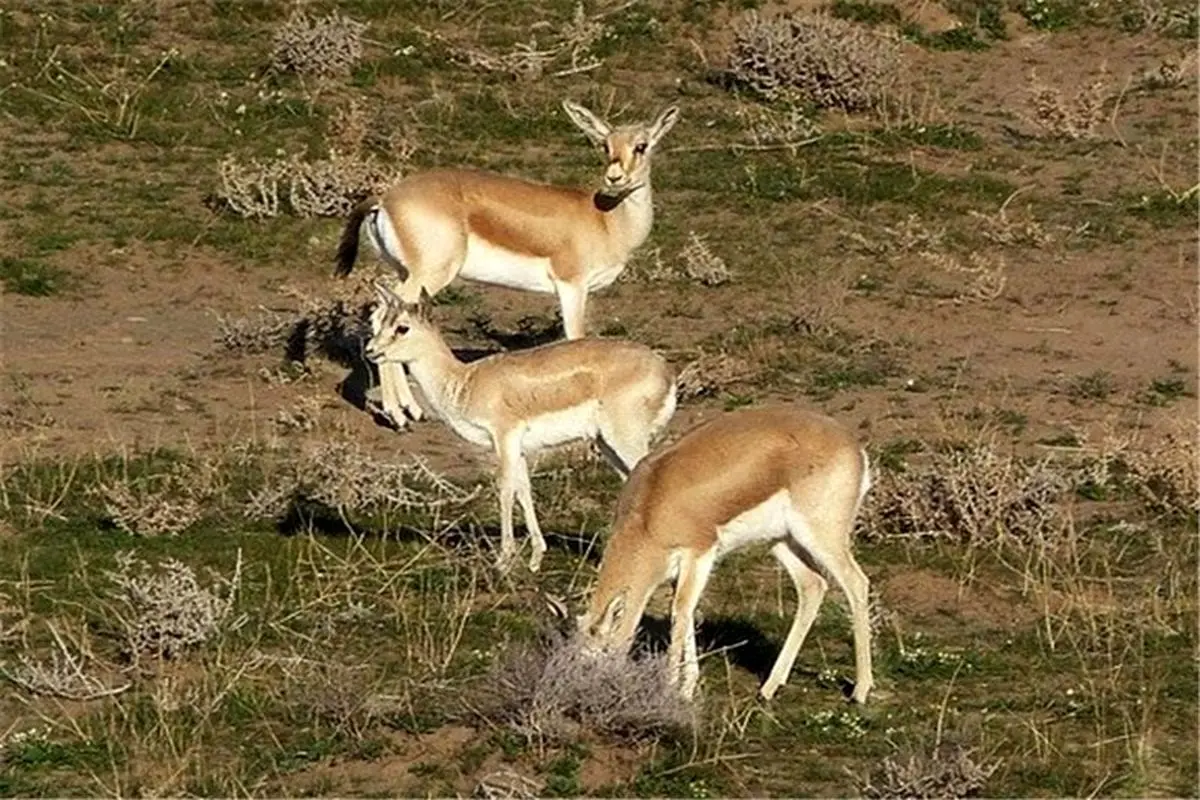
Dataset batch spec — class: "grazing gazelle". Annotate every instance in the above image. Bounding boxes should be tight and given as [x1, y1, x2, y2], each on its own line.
[337, 100, 681, 428]
[364, 281, 677, 573]
[575, 406, 874, 703]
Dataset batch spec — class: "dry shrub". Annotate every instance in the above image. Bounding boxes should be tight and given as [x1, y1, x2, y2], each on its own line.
[919, 251, 1007, 302]
[726, 11, 903, 110]
[482, 629, 694, 743]
[216, 277, 377, 359]
[243, 440, 478, 522]
[625, 233, 732, 285]
[967, 206, 1052, 248]
[97, 461, 221, 537]
[679, 232, 732, 286]
[271, 10, 366, 80]
[216, 151, 403, 219]
[866, 442, 1072, 545]
[1023, 66, 1112, 140]
[3, 624, 129, 700]
[676, 352, 758, 400]
[214, 308, 294, 353]
[734, 101, 822, 153]
[105, 552, 238, 660]
[475, 768, 543, 800]
[859, 744, 1001, 799]
[890, 215, 945, 251]
[424, 3, 607, 81]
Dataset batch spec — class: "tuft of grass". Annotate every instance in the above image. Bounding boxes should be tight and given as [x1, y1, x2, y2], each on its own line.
[1066, 370, 1115, 402]
[0, 257, 74, 297]
[1140, 376, 1192, 406]
[829, 1, 904, 27]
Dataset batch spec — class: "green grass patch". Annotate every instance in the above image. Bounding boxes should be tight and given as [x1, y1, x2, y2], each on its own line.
[0, 257, 74, 296]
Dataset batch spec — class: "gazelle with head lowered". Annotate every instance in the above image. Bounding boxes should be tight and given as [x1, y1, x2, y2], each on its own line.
[337, 100, 680, 428]
[575, 406, 874, 703]
[364, 281, 677, 572]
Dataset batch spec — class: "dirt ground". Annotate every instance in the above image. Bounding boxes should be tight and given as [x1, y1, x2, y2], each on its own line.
[0, 1, 1196, 796]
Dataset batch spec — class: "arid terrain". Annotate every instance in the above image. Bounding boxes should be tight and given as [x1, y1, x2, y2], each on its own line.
[0, 0, 1196, 796]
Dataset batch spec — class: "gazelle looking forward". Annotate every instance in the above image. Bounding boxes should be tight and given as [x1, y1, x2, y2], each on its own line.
[575, 406, 874, 703]
[364, 281, 677, 573]
[337, 100, 680, 428]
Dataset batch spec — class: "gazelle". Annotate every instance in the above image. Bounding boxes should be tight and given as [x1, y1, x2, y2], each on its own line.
[575, 406, 874, 703]
[337, 100, 681, 428]
[364, 281, 677, 573]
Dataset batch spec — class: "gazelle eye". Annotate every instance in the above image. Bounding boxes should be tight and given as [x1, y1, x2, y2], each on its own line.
[633, 142, 647, 155]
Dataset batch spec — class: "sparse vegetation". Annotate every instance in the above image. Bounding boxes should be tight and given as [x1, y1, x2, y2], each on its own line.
[0, 0, 1195, 796]
[271, 11, 367, 81]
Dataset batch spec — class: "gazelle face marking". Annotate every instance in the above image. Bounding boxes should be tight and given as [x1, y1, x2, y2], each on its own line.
[562, 101, 680, 200]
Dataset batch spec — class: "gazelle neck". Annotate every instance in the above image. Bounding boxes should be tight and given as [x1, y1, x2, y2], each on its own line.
[403, 330, 468, 414]
[600, 179, 654, 252]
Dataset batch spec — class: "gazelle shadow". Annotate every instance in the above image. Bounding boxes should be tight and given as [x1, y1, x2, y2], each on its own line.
[630, 615, 789, 684]
[463, 313, 562, 351]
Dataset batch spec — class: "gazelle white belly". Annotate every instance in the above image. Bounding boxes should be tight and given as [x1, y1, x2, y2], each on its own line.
[522, 402, 601, 452]
[459, 234, 557, 293]
[716, 489, 793, 556]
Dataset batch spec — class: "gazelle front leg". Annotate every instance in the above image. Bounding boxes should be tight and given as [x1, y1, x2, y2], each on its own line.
[760, 540, 828, 700]
[554, 279, 588, 340]
[495, 439, 518, 573]
[373, 361, 418, 428]
[669, 548, 717, 699]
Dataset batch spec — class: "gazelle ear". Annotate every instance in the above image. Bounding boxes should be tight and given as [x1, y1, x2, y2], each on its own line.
[373, 278, 392, 303]
[648, 105, 680, 148]
[562, 100, 612, 145]
[414, 287, 434, 321]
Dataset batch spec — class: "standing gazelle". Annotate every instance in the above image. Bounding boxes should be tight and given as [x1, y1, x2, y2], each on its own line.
[364, 281, 677, 573]
[576, 406, 874, 703]
[337, 100, 680, 428]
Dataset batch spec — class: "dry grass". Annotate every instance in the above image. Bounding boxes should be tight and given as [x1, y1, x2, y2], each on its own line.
[271, 11, 367, 81]
[421, 3, 607, 81]
[726, 11, 903, 110]
[733, 101, 822, 153]
[1023, 66, 1113, 140]
[919, 250, 1008, 302]
[676, 352, 758, 400]
[216, 150, 403, 219]
[858, 743, 1001, 799]
[481, 629, 694, 744]
[624, 232, 732, 286]
[242, 440, 479, 524]
[2, 622, 129, 700]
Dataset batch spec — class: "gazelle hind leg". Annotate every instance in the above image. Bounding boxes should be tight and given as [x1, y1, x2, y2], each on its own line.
[823, 547, 873, 704]
[760, 540, 828, 700]
[509, 449, 547, 572]
[791, 507, 874, 704]
[669, 548, 717, 699]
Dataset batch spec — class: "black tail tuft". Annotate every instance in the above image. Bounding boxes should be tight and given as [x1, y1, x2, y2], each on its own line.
[334, 198, 377, 278]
